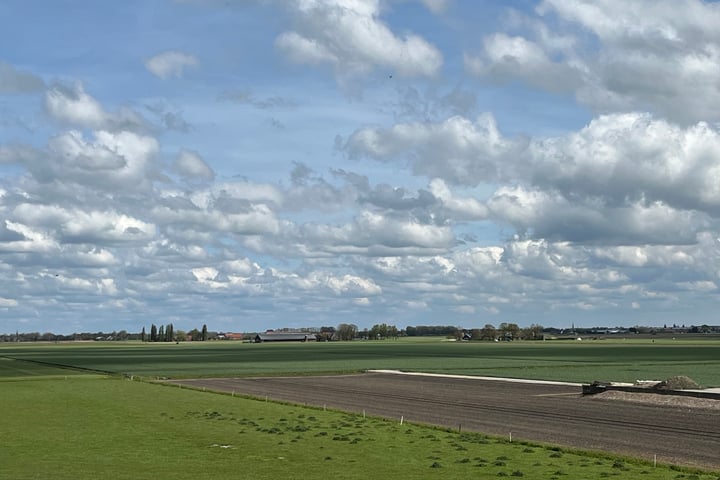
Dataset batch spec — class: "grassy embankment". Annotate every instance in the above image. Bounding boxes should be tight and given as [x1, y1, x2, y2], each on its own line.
[2, 359, 718, 480]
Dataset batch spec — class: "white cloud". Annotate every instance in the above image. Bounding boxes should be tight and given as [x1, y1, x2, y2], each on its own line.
[325, 273, 382, 296]
[11, 204, 156, 244]
[348, 111, 720, 244]
[301, 210, 454, 252]
[46, 129, 159, 192]
[152, 203, 281, 236]
[145, 50, 198, 79]
[487, 185, 707, 245]
[464, 33, 582, 93]
[429, 178, 488, 220]
[45, 83, 107, 128]
[45, 83, 146, 131]
[528, 113, 720, 212]
[345, 113, 523, 186]
[467, 0, 720, 123]
[175, 149, 215, 182]
[0, 297, 18, 307]
[0, 221, 59, 254]
[276, 0, 442, 81]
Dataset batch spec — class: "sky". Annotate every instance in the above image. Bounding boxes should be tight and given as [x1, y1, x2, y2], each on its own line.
[3, 0, 720, 335]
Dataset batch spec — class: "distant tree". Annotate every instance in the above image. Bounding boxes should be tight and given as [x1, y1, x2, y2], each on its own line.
[188, 328, 201, 341]
[479, 324, 497, 341]
[387, 325, 399, 339]
[201, 324, 208, 342]
[175, 330, 187, 342]
[150, 324, 157, 342]
[523, 324, 544, 340]
[404, 325, 458, 337]
[369, 323, 389, 340]
[318, 326, 335, 341]
[141, 327, 146, 343]
[165, 324, 174, 342]
[158, 325, 165, 342]
[336, 323, 358, 341]
[498, 322, 520, 340]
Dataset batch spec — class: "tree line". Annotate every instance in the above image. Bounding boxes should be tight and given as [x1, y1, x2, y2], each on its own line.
[403, 323, 542, 341]
[332, 323, 545, 341]
[142, 323, 208, 342]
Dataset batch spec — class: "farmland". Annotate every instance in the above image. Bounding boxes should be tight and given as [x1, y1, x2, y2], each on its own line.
[2, 338, 720, 478]
[2, 337, 720, 385]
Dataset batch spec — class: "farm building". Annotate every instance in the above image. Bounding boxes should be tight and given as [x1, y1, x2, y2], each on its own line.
[217, 332, 244, 341]
[254, 332, 317, 343]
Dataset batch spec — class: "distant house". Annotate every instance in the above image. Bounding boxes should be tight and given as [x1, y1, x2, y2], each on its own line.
[218, 332, 244, 341]
[254, 332, 317, 343]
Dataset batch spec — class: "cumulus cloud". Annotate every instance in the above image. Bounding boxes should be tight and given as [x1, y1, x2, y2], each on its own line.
[175, 150, 215, 182]
[45, 83, 146, 131]
[429, 178, 488, 221]
[276, 0, 442, 81]
[145, 50, 198, 79]
[464, 33, 582, 93]
[294, 210, 454, 255]
[45, 129, 159, 192]
[487, 186, 707, 245]
[345, 113, 525, 186]
[10, 204, 156, 245]
[527, 113, 720, 213]
[466, 0, 720, 123]
[347, 111, 720, 244]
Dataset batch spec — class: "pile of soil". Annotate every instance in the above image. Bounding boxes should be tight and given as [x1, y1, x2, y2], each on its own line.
[593, 390, 720, 410]
[653, 375, 701, 390]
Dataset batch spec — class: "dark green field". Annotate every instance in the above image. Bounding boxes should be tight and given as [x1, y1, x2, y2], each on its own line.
[2, 337, 719, 385]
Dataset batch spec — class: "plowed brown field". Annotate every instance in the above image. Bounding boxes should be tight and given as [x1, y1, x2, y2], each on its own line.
[170, 372, 720, 470]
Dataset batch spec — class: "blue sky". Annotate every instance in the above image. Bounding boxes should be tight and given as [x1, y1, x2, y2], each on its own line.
[2, 0, 720, 334]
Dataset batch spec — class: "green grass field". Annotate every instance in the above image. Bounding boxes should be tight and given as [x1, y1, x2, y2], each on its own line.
[2, 361, 718, 480]
[2, 337, 720, 385]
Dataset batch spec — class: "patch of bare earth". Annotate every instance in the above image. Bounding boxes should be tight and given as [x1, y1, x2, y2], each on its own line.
[591, 390, 720, 410]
